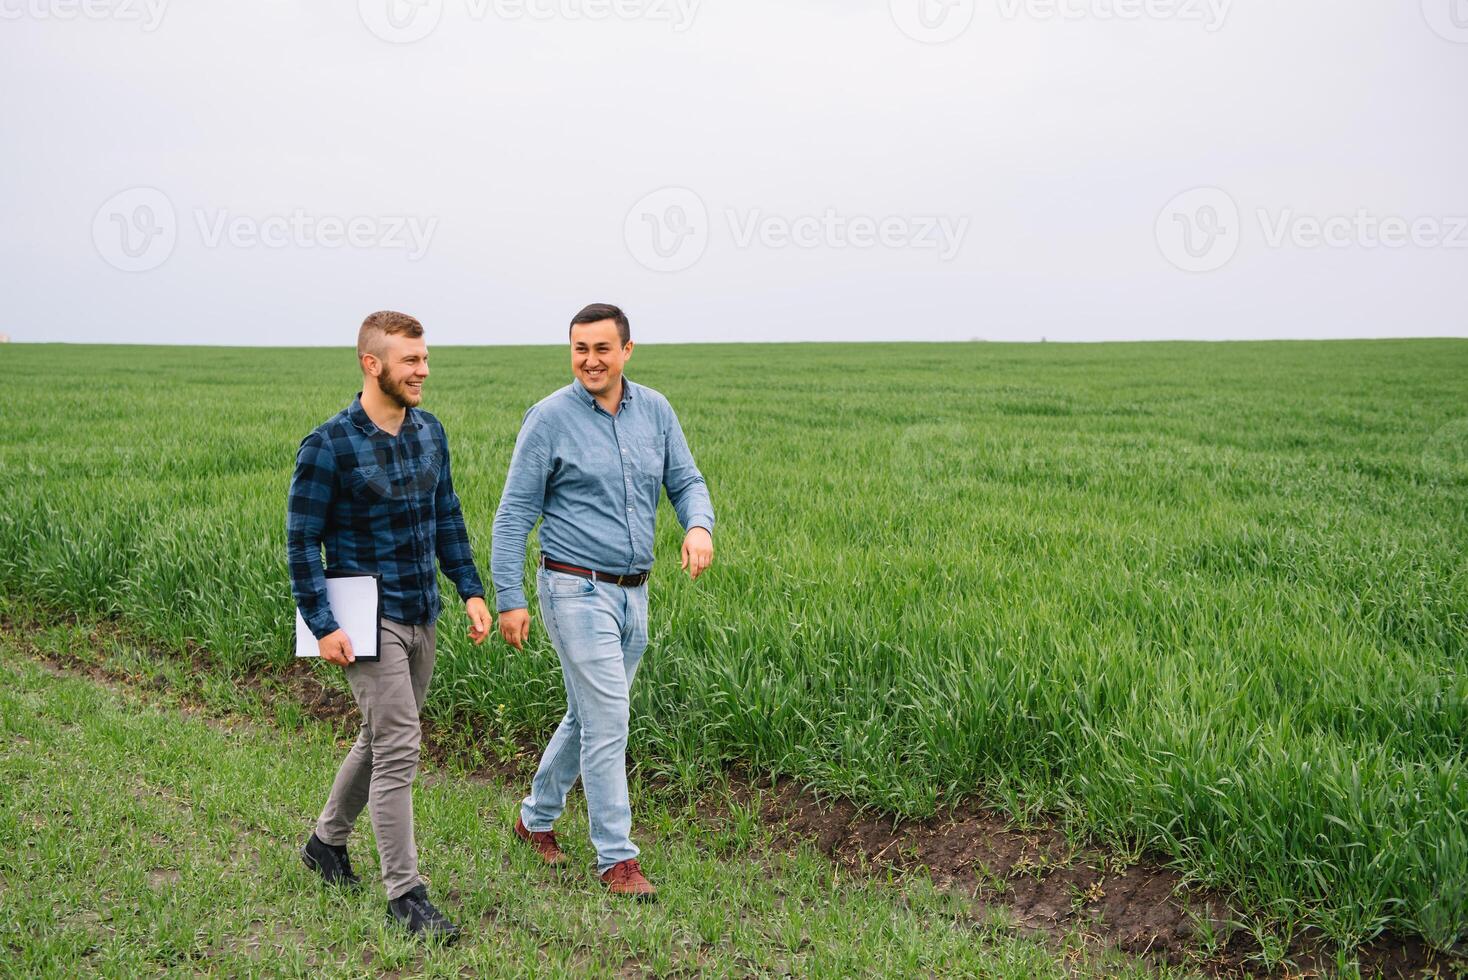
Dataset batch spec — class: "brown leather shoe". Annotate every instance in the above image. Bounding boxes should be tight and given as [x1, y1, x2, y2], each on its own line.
[600, 859, 657, 902]
[514, 816, 569, 866]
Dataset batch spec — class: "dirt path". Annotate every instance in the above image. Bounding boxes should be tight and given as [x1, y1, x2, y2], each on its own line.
[4, 606, 1458, 978]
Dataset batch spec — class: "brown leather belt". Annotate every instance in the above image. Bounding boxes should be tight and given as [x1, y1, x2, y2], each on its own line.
[540, 556, 650, 588]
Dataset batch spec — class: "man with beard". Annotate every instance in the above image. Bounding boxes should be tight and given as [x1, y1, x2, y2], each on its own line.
[492, 303, 715, 902]
[287, 310, 492, 942]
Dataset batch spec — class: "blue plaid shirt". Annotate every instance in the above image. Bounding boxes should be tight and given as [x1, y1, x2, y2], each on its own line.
[287, 394, 484, 639]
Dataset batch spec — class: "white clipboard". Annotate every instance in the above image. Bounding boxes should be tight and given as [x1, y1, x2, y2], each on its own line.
[295, 572, 383, 662]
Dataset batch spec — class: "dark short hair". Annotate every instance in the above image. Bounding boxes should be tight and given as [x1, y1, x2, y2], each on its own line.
[569, 303, 630, 346]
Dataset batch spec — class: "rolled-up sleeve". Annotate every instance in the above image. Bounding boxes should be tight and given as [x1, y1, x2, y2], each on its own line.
[662, 406, 714, 535]
[491, 408, 553, 613]
[286, 431, 340, 639]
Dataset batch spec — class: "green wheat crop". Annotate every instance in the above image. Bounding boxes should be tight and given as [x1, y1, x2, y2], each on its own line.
[1, 339, 1464, 952]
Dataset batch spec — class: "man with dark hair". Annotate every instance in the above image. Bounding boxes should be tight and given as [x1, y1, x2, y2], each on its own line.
[287, 311, 492, 942]
[569, 302, 630, 345]
[492, 302, 715, 902]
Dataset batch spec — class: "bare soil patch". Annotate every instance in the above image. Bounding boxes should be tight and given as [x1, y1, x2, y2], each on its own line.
[752, 778, 1454, 978]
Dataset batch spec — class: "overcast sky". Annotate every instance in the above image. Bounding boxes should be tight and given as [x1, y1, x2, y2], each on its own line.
[2, 0, 1465, 346]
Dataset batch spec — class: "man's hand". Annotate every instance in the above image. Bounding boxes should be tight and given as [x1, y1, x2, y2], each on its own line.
[681, 527, 714, 581]
[466, 597, 491, 645]
[498, 608, 530, 650]
[318, 629, 355, 666]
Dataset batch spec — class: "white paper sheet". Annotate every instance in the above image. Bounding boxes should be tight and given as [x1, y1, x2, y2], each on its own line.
[294, 574, 381, 661]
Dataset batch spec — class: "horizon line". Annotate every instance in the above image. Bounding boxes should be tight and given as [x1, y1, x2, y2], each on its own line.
[5, 335, 1467, 350]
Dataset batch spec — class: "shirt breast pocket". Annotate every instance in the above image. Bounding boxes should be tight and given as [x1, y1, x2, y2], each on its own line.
[347, 464, 390, 500]
[638, 435, 665, 483]
[404, 451, 442, 498]
[345, 452, 441, 503]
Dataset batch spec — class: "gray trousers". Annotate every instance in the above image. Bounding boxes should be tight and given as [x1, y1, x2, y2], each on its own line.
[315, 618, 435, 900]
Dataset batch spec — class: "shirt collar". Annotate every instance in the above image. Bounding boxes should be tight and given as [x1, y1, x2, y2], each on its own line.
[347, 392, 424, 436]
[571, 377, 635, 412]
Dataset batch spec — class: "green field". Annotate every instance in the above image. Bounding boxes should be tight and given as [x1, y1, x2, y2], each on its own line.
[2, 340, 1465, 954]
[2, 621, 1172, 978]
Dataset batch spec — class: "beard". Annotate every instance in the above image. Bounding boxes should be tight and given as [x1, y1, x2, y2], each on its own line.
[378, 371, 421, 409]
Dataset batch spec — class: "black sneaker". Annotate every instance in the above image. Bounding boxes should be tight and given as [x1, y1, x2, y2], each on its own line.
[387, 885, 461, 944]
[301, 833, 363, 890]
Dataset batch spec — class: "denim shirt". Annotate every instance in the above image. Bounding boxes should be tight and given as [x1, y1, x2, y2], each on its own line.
[490, 378, 715, 613]
[287, 395, 484, 638]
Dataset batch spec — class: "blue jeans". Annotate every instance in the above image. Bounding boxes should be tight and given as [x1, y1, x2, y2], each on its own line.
[521, 568, 649, 872]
